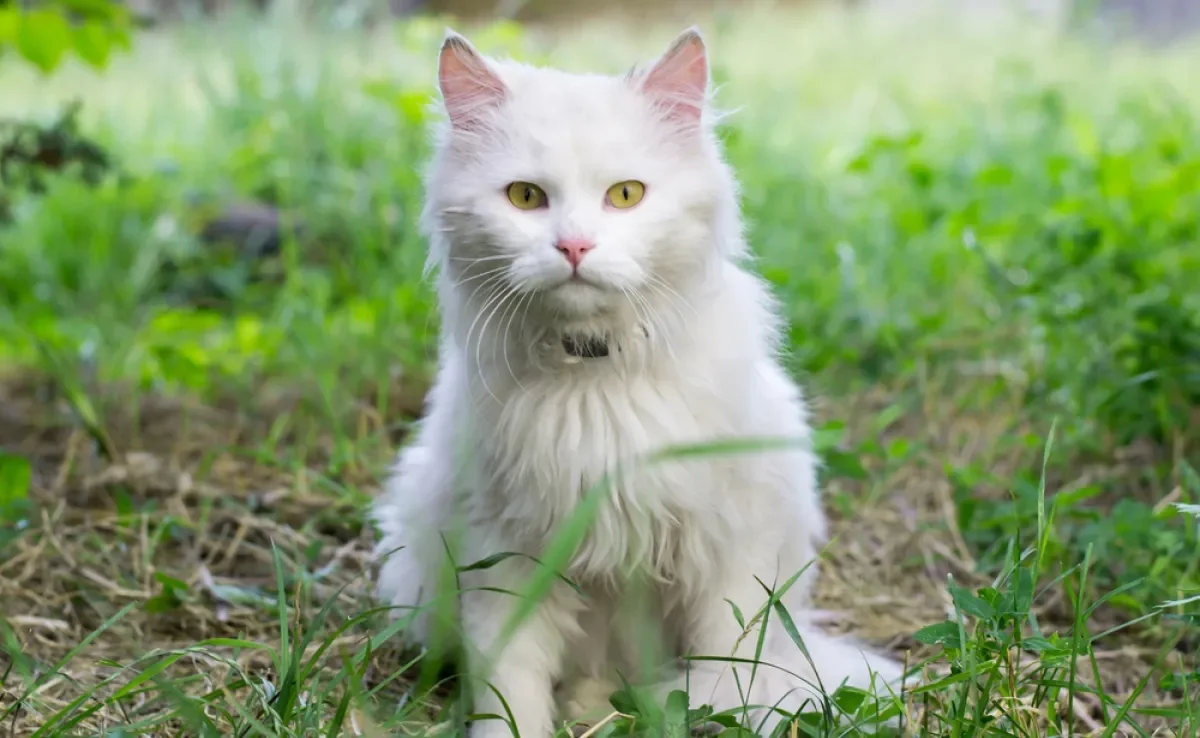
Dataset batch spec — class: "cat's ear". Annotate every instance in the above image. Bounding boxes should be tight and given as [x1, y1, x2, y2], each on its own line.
[438, 29, 507, 130]
[639, 26, 709, 126]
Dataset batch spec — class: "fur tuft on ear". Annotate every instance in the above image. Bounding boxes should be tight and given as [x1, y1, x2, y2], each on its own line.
[638, 26, 709, 126]
[438, 29, 507, 131]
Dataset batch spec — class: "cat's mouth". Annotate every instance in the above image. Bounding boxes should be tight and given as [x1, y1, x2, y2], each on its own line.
[548, 274, 610, 298]
[560, 272, 605, 289]
[541, 277, 618, 320]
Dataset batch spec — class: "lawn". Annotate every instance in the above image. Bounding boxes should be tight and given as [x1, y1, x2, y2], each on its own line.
[1, 2, 1198, 736]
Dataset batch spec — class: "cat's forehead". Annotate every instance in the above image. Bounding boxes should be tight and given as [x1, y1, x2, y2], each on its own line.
[486, 64, 662, 172]
[501, 64, 642, 122]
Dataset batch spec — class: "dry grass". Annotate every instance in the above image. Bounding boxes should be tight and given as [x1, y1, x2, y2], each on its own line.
[1, 373, 384, 733]
[1, 369, 1188, 735]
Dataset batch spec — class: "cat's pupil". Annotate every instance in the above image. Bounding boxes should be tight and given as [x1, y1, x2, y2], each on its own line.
[523, 187, 531, 202]
[621, 186, 628, 200]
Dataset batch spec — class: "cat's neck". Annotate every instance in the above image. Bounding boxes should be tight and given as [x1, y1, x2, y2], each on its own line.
[441, 271, 706, 384]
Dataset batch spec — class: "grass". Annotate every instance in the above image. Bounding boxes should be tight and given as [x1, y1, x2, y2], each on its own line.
[1, 1, 1198, 735]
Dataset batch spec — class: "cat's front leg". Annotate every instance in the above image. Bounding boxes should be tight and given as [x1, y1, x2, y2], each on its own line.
[461, 559, 581, 738]
[665, 569, 797, 735]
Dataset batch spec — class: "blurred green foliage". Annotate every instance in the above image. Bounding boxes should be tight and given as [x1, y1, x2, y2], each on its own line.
[0, 0, 132, 73]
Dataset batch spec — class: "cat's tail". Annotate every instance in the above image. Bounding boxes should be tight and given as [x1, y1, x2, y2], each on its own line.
[670, 623, 906, 735]
[740, 623, 907, 735]
[784, 622, 906, 700]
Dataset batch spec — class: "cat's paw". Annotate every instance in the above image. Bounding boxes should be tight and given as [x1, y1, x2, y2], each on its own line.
[468, 720, 518, 738]
[652, 665, 785, 733]
[558, 675, 619, 723]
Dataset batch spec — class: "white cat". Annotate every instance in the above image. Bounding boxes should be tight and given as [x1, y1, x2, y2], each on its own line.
[372, 27, 904, 737]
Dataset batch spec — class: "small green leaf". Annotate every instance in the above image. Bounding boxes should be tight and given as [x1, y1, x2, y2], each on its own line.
[949, 584, 996, 620]
[771, 596, 814, 664]
[1022, 636, 1063, 653]
[822, 448, 869, 480]
[145, 572, 189, 613]
[0, 453, 32, 508]
[73, 20, 114, 68]
[725, 598, 745, 629]
[154, 572, 188, 590]
[113, 487, 135, 519]
[913, 621, 963, 650]
[16, 10, 73, 74]
[831, 685, 868, 715]
[0, 453, 33, 536]
[664, 690, 689, 738]
[886, 438, 910, 460]
[0, 9, 18, 45]
[143, 594, 180, 614]
[608, 686, 638, 716]
[811, 422, 846, 451]
[686, 704, 714, 725]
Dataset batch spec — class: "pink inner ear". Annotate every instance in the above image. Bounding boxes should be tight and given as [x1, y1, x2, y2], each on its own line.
[439, 35, 506, 130]
[641, 30, 708, 124]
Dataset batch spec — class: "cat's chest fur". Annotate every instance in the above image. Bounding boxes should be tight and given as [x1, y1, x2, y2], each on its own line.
[465, 358, 739, 580]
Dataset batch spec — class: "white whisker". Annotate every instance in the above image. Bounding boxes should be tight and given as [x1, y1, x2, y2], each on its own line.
[451, 264, 511, 289]
[460, 270, 510, 309]
[474, 284, 520, 402]
[647, 273, 699, 318]
[620, 286, 654, 372]
[450, 254, 512, 264]
[633, 283, 681, 368]
[463, 280, 515, 403]
[498, 287, 534, 391]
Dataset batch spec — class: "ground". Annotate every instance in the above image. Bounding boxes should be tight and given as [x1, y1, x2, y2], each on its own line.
[0, 2, 1198, 736]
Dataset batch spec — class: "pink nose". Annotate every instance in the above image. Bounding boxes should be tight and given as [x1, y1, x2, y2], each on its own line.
[555, 237, 594, 269]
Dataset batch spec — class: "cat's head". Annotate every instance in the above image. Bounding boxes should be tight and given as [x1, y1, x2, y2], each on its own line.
[422, 27, 742, 327]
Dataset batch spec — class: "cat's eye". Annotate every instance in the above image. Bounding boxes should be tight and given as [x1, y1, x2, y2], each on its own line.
[506, 182, 547, 210]
[605, 180, 646, 209]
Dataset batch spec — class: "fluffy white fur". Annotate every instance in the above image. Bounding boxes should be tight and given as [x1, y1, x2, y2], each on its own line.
[372, 27, 903, 737]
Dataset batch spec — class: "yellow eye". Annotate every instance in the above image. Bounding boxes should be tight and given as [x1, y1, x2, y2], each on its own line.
[506, 182, 547, 210]
[606, 180, 645, 209]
